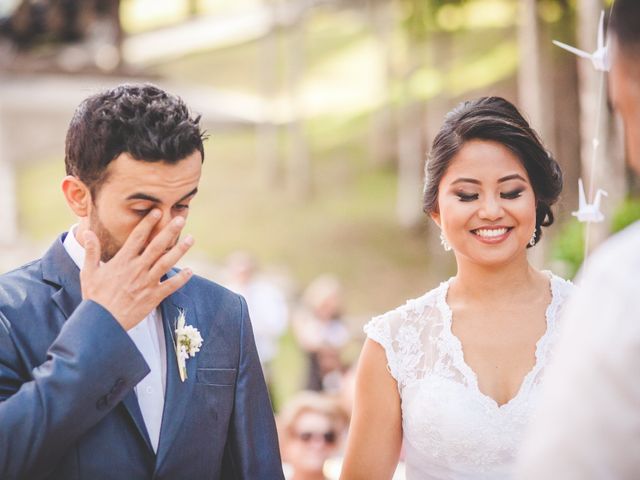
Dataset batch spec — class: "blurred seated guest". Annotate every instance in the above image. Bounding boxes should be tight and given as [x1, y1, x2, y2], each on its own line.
[279, 391, 349, 480]
[293, 275, 350, 392]
[225, 251, 289, 384]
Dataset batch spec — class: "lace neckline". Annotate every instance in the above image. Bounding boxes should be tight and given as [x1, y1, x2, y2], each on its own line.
[436, 270, 561, 412]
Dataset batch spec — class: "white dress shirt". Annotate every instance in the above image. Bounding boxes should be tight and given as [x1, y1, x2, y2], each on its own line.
[63, 226, 167, 452]
[516, 221, 640, 479]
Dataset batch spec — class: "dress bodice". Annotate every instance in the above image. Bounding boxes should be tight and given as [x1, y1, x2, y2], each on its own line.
[364, 272, 573, 479]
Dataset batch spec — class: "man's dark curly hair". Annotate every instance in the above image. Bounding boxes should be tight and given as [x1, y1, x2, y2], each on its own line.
[423, 96, 563, 247]
[65, 83, 206, 195]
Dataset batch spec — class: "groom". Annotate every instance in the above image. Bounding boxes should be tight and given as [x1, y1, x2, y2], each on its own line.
[0, 84, 284, 479]
[517, 1, 640, 478]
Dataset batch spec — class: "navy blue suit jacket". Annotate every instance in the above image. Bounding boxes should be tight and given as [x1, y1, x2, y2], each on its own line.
[0, 234, 284, 479]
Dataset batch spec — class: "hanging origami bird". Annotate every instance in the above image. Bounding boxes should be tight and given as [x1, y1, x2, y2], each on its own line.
[553, 10, 610, 72]
[572, 178, 608, 223]
[553, 7, 611, 249]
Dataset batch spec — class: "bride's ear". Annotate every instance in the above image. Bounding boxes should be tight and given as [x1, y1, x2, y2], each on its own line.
[430, 211, 441, 228]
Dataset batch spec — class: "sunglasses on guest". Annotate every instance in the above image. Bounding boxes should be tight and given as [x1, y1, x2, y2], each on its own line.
[296, 430, 337, 445]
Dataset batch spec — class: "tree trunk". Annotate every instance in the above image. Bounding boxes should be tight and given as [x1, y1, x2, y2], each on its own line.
[257, 0, 280, 187]
[368, 0, 395, 168]
[518, 0, 554, 267]
[395, 93, 425, 229]
[286, 5, 311, 198]
[551, 3, 581, 231]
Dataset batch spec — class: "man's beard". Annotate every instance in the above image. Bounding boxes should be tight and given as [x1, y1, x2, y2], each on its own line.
[89, 209, 122, 262]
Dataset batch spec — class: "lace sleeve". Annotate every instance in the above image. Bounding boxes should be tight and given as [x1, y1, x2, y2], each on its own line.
[363, 312, 400, 383]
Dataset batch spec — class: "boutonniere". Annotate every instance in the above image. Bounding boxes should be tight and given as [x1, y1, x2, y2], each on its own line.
[174, 309, 203, 382]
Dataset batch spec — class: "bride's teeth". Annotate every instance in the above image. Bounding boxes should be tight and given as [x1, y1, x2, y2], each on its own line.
[475, 228, 508, 238]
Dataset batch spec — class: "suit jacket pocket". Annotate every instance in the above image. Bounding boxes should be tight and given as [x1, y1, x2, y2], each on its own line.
[196, 367, 237, 386]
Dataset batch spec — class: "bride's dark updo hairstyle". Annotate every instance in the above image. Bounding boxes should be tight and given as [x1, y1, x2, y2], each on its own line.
[423, 96, 563, 247]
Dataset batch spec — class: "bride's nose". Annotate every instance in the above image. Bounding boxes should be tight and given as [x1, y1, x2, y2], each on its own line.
[478, 195, 504, 221]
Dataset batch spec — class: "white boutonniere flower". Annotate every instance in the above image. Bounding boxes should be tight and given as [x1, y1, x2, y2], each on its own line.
[174, 309, 203, 382]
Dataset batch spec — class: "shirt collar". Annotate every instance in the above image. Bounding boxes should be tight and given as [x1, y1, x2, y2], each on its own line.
[63, 224, 86, 270]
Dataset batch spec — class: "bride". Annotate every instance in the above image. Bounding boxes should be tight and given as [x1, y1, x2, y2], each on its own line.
[341, 97, 573, 479]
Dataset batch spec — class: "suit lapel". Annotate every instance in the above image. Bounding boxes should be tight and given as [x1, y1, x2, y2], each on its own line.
[155, 287, 199, 471]
[43, 235, 83, 321]
[43, 233, 154, 454]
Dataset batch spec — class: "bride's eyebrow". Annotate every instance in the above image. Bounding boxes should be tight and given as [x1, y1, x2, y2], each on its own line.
[498, 174, 527, 183]
[451, 177, 480, 185]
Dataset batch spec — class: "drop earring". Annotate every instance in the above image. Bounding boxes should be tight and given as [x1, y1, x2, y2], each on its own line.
[440, 231, 452, 252]
[529, 230, 537, 247]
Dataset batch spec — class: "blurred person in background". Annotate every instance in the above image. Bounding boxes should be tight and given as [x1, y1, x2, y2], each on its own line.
[341, 97, 573, 479]
[279, 390, 349, 480]
[293, 274, 350, 392]
[517, 1, 640, 478]
[225, 251, 289, 390]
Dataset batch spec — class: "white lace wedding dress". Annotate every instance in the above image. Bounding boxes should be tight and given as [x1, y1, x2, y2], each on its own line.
[364, 272, 573, 480]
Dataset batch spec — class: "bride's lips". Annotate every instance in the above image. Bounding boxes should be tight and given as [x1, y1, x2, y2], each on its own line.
[470, 226, 514, 244]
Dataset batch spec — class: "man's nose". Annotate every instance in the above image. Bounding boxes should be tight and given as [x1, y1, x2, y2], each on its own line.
[151, 210, 180, 239]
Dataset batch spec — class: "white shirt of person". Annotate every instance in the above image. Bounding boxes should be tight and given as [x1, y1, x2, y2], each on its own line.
[63, 225, 167, 452]
[516, 221, 640, 479]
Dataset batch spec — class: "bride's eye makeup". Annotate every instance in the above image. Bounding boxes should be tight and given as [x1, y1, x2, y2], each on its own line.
[500, 188, 525, 199]
[456, 192, 479, 202]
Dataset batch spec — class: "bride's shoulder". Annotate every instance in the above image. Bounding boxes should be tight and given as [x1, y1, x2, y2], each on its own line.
[543, 272, 575, 327]
[364, 280, 449, 339]
[547, 271, 575, 301]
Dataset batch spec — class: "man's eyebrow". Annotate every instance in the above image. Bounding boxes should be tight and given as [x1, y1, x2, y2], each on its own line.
[126, 192, 161, 202]
[177, 188, 198, 203]
[498, 174, 527, 183]
[125, 188, 198, 204]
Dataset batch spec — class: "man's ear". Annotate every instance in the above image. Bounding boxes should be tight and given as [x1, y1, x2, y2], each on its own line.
[61, 176, 92, 217]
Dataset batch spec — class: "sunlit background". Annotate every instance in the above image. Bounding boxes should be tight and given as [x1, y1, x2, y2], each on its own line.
[0, 0, 634, 431]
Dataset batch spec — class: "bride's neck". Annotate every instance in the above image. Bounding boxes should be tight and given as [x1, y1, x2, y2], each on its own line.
[450, 253, 539, 303]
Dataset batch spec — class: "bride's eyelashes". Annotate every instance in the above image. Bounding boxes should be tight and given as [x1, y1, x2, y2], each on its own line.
[456, 192, 479, 202]
[500, 189, 525, 199]
[455, 189, 525, 202]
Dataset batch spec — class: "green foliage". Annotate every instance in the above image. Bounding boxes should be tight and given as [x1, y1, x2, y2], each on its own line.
[611, 197, 640, 233]
[551, 219, 584, 278]
[552, 197, 640, 277]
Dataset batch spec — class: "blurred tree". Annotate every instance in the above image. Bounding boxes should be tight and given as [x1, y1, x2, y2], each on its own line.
[518, 0, 554, 266]
[188, 0, 199, 17]
[0, 0, 122, 71]
[365, 0, 396, 168]
[395, 0, 462, 229]
[1, 0, 120, 48]
[547, 0, 581, 224]
[257, 0, 281, 188]
[285, 1, 312, 199]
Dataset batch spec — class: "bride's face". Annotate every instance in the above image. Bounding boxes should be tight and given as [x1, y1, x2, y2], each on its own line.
[431, 139, 537, 268]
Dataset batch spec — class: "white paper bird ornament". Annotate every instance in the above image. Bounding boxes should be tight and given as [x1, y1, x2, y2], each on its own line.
[572, 178, 608, 223]
[553, 10, 610, 72]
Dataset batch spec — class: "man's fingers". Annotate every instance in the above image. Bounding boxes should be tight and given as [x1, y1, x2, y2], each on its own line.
[117, 209, 162, 258]
[157, 267, 193, 298]
[139, 216, 186, 267]
[148, 234, 194, 281]
[82, 230, 101, 274]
